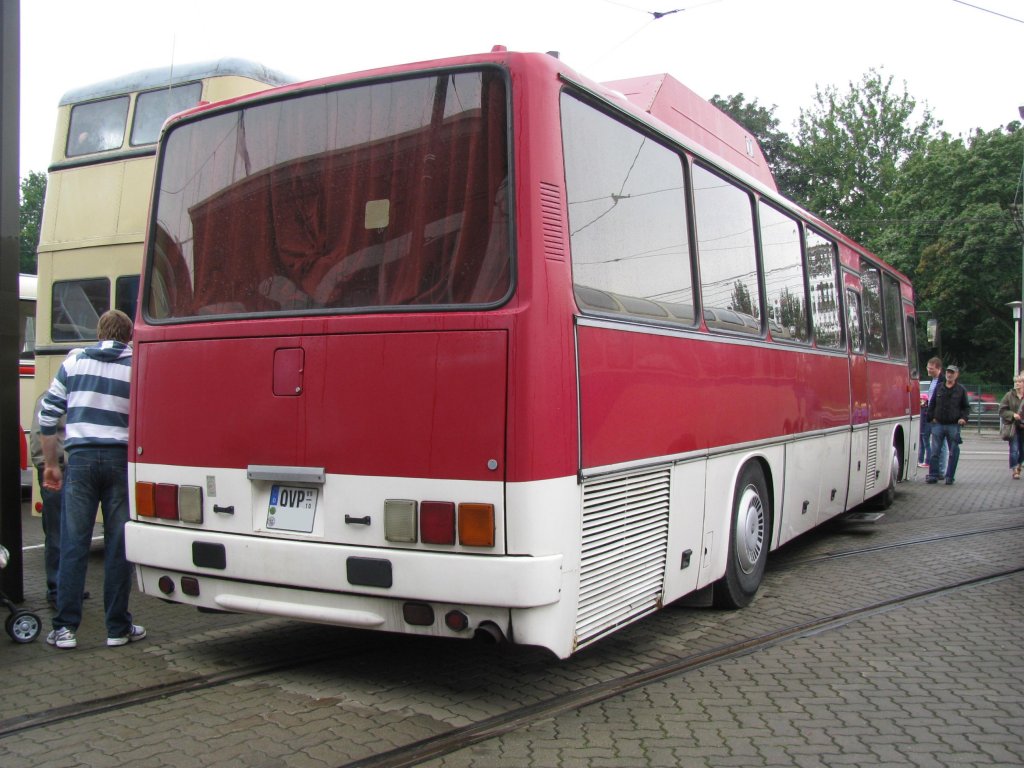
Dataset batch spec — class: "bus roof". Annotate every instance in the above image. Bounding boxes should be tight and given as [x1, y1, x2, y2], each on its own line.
[602, 74, 778, 193]
[59, 58, 294, 106]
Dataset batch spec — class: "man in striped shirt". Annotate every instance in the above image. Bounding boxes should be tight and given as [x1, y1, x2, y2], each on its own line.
[39, 310, 145, 650]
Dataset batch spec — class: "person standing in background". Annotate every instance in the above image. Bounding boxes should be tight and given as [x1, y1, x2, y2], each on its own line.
[998, 373, 1024, 479]
[926, 364, 970, 486]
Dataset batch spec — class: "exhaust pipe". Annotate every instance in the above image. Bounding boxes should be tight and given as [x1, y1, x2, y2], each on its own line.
[473, 620, 506, 645]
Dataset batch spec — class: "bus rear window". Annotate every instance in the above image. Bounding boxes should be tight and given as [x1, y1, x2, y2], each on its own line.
[146, 69, 511, 320]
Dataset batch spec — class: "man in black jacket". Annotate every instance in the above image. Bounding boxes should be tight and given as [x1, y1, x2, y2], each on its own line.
[926, 364, 970, 485]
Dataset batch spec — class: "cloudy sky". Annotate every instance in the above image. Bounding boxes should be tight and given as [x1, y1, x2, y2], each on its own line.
[17, 0, 1023, 177]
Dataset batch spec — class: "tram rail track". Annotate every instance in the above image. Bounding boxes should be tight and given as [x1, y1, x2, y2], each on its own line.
[339, 567, 1024, 768]
[1, 521, 1021, 750]
[771, 520, 1024, 570]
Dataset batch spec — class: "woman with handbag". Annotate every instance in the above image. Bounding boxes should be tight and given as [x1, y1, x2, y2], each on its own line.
[998, 373, 1024, 479]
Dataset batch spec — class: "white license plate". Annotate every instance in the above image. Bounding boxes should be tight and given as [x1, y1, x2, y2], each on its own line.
[267, 485, 318, 533]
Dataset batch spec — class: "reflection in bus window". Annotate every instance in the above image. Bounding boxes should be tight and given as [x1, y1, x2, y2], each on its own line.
[806, 230, 842, 348]
[561, 94, 693, 325]
[861, 262, 886, 356]
[846, 288, 864, 354]
[52, 278, 109, 341]
[131, 83, 203, 146]
[67, 97, 129, 157]
[758, 202, 808, 342]
[693, 164, 760, 334]
[883, 272, 907, 360]
[116, 275, 140, 320]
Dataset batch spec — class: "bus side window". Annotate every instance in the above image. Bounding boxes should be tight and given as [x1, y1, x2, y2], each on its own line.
[758, 201, 809, 343]
[846, 288, 864, 354]
[860, 262, 886, 356]
[806, 230, 842, 349]
[67, 97, 129, 157]
[883, 272, 907, 360]
[52, 278, 109, 341]
[693, 164, 761, 335]
[131, 83, 202, 146]
[116, 275, 140, 321]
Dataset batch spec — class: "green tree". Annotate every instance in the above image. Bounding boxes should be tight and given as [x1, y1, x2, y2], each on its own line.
[789, 69, 937, 250]
[709, 93, 799, 199]
[877, 124, 1022, 383]
[19, 170, 46, 273]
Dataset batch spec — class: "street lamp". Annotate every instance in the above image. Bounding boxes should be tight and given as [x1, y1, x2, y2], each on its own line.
[1010, 301, 1022, 378]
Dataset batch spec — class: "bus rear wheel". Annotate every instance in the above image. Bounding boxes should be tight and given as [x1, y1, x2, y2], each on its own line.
[714, 462, 769, 609]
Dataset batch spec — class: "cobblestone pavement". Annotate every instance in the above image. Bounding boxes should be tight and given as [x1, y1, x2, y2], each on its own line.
[1, 430, 1021, 767]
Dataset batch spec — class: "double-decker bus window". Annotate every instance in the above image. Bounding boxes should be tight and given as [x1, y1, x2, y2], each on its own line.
[693, 164, 760, 335]
[131, 82, 203, 146]
[67, 96, 129, 157]
[561, 95, 693, 325]
[846, 287, 865, 354]
[883, 272, 907, 360]
[861, 261, 886, 356]
[116, 275, 140, 320]
[806, 230, 842, 349]
[52, 278, 108, 341]
[758, 202, 808, 343]
[149, 70, 510, 319]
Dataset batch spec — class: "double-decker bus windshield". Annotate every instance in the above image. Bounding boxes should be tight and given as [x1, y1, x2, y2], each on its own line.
[147, 69, 511, 320]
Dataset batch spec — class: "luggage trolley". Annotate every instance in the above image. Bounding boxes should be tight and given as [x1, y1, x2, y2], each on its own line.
[0, 545, 42, 643]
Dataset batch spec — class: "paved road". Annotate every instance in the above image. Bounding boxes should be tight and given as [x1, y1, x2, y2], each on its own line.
[1, 430, 1021, 767]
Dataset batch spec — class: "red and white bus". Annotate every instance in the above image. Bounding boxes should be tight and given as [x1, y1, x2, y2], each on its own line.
[126, 48, 920, 659]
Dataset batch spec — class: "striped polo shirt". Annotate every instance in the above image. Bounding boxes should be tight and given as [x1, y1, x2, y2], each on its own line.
[39, 340, 132, 449]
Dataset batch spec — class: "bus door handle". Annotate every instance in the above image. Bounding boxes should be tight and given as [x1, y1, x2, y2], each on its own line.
[345, 515, 371, 526]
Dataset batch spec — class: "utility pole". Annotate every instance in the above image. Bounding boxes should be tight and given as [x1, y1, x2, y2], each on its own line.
[0, 0, 22, 602]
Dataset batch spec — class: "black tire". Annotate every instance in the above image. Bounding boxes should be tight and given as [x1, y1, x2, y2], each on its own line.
[714, 462, 769, 609]
[6, 610, 42, 643]
[873, 444, 900, 510]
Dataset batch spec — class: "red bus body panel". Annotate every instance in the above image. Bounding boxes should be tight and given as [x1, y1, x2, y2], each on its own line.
[133, 329, 508, 482]
[577, 327, 853, 469]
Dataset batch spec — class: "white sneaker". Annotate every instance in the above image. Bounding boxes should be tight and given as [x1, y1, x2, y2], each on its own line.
[107, 624, 147, 647]
[46, 627, 77, 649]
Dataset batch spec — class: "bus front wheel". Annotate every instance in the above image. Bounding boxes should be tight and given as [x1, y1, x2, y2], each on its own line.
[714, 462, 769, 609]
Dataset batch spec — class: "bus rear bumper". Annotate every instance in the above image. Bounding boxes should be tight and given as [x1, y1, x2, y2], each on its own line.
[125, 521, 563, 608]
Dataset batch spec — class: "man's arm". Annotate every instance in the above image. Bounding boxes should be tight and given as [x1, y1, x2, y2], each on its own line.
[40, 434, 63, 491]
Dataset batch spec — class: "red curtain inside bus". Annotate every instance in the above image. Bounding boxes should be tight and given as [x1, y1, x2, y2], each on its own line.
[148, 70, 510, 319]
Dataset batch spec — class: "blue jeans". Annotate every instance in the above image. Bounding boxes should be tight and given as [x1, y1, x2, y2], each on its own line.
[1009, 428, 1024, 468]
[929, 424, 961, 481]
[36, 465, 63, 605]
[919, 418, 947, 470]
[53, 446, 134, 637]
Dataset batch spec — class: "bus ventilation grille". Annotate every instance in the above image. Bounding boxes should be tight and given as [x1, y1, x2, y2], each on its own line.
[865, 427, 879, 493]
[539, 181, 566, 260]
[575, 466, 670, 650]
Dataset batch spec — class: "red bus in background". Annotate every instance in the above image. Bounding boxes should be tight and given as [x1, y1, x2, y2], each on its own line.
[125, 49, 919, 659]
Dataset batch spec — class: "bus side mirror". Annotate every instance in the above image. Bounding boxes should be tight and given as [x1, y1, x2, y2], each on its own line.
[927, 318, 939, 347]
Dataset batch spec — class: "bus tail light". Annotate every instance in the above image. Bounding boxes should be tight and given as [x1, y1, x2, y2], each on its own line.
[155, 484, 179, 519]
[135, 481, 203, 523]
[384, 499, 493, 547]
[458, 503, 495, 547]
[136, 482, 156, 517]
[384, 499, 417, 542]
[420, 501, 455, 545]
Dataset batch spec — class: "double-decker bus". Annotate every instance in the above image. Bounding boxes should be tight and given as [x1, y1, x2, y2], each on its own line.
[31, 59, 293, 506]
[125, 49, 919, 659]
